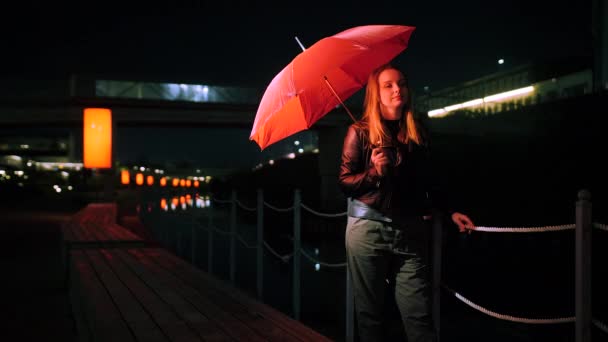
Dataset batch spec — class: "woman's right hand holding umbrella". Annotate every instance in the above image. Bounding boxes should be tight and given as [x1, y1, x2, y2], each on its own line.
[371, 147, 392, 176]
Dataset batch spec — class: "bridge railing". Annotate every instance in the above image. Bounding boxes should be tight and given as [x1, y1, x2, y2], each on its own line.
[141, 188, 606, 342]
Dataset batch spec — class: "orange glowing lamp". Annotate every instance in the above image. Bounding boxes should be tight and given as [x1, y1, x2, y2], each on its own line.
[179, 196, 186, 204]
[160, 177, 167, 187]
[83, 108, 112, 169]
[172, 178, 179, 187]
[146, 175, 154, 186]
[135, 173, 144, 185]
[186, 179, 192, 187]
[180, 179, 186, 187]
[160, 198, 167, 209]
[120, 170, 130, 185]
[172, 197, 179, 206]
[194, 180, 200, 188]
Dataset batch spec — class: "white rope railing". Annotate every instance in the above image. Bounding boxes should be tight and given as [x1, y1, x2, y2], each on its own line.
[235, 199, 256, 212]
[209, 225, 232, 236]
[193, 221, 256, 249]
[235, 233, 257, 249]
[594, 222, 608, 232]
[593, 318, 608, 334]
[469, 222, 608, 233]
[211, 197, 231, 204]
[301, 203, 347, 218]
[442, 285, 575, 324]
[263, 201, 294, 212]
[300, 248, 346, 268]
[263, 241, 293, 263]
[469, 224, 575, 233]
[156, 189, 606, 339]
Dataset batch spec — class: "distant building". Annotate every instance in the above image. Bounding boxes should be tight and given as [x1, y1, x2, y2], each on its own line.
[415, 57, 593, 119]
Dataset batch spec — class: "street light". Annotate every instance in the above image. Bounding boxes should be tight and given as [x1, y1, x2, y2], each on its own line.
[498, 59, 505, 65]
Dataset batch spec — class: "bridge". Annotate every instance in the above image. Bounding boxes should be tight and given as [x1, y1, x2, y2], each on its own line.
[0, 75, 353, 127]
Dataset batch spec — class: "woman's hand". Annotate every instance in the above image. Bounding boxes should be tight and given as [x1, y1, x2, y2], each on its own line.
[371, 147, 391, 176]
[451, 212, 475, 233]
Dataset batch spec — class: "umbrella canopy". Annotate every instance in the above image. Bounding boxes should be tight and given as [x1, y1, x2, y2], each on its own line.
[250, 25, 415, 150]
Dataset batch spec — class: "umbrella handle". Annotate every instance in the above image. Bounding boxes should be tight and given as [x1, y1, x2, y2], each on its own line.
[324, 76, 358, 123]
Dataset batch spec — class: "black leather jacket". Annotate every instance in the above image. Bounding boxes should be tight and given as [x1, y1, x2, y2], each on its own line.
[338, 121, 446, 222]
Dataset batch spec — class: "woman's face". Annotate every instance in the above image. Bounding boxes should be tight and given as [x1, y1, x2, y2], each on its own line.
[378, 68, 408, 119]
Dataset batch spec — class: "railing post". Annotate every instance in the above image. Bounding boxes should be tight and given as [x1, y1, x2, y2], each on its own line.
[161, 215, 168, 247]
[293, 189, 301, 320]
[176, 224, 182, 257]
[431, 208, 443, 341]
[575, 189, 592, 342]
[208, 203, 214, 274]
[163, 216, 168, 247]
[257, 189, 264, 300]
[230, 189, 237, 284]
[191, 215, 197, 265]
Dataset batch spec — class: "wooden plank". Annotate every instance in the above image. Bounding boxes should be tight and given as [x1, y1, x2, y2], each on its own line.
[96, 221, 115, 241]
[70, 250, 136, 342]
[76, 220, 97, 244]
[107, 223, 142, 242]
[86, 249, 168, 342]
[94, 221, 118, 241]
[142, 248, 331, 342]
[87, 202, 117, 224]
[87, 249, 201, 342]
[85, 221, 106, 242]
[121, 248, 262, 342]
[67, 221, 85, 243]
[116, 248, 237, 342]
[69, 250, 93, 342]
[64, 216, 143, 247]
[161, 248, 333, 342]
[103, 249, 232, 341]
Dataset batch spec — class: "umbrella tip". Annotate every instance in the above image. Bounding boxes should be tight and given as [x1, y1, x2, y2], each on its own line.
[295, 36, 306, 51]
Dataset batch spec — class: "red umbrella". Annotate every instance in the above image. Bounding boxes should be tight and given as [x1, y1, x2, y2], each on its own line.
[250, 25, 415, 150]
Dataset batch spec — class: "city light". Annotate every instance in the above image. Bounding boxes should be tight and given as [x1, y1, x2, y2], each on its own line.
[135, 173, 144, 185]
[121, 170, 130, 185]
[483, 86, 534, 103]
[83, 108, 112, 169]
[428, 86, 535, 117]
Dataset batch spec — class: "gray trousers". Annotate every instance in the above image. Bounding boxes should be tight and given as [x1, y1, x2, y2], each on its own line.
[346, 216, 436, 342]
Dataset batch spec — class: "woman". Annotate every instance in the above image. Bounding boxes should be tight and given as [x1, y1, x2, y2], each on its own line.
[339, 63, 474, 342]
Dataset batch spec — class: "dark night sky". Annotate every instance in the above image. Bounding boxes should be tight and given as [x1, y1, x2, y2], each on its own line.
[0, 1, 594, 169]
[2, 1, 592, 90]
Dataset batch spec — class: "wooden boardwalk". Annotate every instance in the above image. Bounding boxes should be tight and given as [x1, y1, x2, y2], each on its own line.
[64, 203, 332, 342]
[62, 202, 144, 249]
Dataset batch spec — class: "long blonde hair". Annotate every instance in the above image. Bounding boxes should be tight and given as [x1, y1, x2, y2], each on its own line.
[360, 64, 424, 147]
